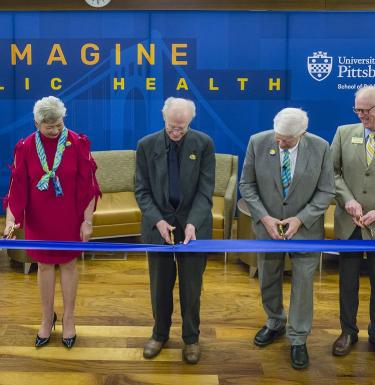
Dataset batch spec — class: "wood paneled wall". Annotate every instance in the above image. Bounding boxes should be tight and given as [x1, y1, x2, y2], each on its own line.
[0, 0, 375, 11]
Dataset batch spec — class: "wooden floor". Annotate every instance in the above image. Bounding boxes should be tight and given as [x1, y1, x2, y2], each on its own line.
[0, 250, 375, 385]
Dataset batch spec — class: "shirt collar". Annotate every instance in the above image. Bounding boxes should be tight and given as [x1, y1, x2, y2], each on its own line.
[365, 128, 375, 139]
[279, 139, 300, 154]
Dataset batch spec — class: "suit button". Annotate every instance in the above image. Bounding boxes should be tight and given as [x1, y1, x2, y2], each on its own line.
[365, 173, 370, 176]
[283, 202, 287, 206]
[363, 190, 367, 194]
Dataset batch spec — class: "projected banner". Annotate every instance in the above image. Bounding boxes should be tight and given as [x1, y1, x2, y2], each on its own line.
[0, 11, 375, 202]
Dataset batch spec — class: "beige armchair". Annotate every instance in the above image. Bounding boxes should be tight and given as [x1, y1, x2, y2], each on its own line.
[91, 150, 141, 239]
[212, 153, 238, 240]
[92, 150, 238, 242]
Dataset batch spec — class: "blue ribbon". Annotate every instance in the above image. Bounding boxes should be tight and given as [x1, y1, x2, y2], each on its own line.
[1, 239, 375, 253]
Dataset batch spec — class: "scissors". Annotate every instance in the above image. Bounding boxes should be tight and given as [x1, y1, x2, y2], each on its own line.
[278, 224, 286, 240]
[169, 229, 175, 245]
[364, 224, 375, 240]
[358, 216, 375, 239]
[4, 223, 16, 240]
[169, 229, 176, 261]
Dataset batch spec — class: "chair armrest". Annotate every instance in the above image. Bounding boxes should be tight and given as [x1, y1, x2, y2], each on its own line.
[223, 174, 237, 239]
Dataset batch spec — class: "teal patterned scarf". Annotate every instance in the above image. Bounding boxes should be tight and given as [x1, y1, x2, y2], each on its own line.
[35, 126, 68, 197]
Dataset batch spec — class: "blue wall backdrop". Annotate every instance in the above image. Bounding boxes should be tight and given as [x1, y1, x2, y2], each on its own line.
[0, 11, 374, 202]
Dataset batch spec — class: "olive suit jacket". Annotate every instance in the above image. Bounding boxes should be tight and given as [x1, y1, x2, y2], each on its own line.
[135, 128, 215, 244]
[331, 123, 375, 240]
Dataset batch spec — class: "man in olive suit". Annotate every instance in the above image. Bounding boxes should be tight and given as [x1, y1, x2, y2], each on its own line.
[240, 107, 335, 369]
[135, 97, 215, 364]
[331, 86, 375, 356]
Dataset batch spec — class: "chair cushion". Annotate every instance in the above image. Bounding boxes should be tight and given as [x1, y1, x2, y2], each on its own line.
[92, 223, 141, 238]
[92, 150, 136, 193]
[93, 191, 141, 226]
[212, 228, 224, 240]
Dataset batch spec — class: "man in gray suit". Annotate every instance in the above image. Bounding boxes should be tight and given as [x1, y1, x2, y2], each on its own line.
[331, 86, 375, 356]
[135, 97, 215, 364]
[240, 107, 335, 369]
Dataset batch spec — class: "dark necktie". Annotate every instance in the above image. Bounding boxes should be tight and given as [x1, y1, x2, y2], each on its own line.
[168, 141, 180, 208]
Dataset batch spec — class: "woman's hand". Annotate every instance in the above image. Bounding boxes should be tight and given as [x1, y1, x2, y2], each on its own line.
[80, 220, 93, 242]
[3, 222, 19, 240]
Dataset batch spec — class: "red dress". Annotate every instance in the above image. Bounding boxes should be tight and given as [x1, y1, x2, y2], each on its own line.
[4, 129, 101, 264]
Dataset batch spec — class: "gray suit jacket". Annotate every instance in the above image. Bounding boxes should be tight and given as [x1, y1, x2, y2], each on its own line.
[331, 123, 375, 240]
[239, 130, 335, 240]
[135, 128, 215, 244]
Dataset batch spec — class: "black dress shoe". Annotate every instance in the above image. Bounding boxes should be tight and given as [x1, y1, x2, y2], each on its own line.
[291, 344, 309, 369]
[254, 326, 285, 347]
[35, 312, 57, 348]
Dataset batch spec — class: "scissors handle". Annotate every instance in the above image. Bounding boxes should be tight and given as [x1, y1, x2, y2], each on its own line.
[169, 229, 175, 245]
[4, 223, 16, 240]
[278, 224, 286, 239]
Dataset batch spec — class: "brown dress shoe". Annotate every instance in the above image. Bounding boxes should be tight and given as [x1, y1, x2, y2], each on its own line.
[182, 342, 200, 364]
[143, 338, 165, 359]
[332, 333, 358, 356]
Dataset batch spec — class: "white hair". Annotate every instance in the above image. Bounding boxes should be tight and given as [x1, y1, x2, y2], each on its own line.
[273, 107, 308, 137]
[33, 96, 67, 125]
[162, 97, 196, 121]
[355, 85, 375, 102]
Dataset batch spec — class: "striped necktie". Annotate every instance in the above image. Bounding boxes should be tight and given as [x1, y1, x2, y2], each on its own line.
[281, 149, 291, 197]
[366, 133, 375, 166]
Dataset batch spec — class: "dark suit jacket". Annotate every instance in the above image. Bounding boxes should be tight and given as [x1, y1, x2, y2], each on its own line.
[135, 128, 215, 244]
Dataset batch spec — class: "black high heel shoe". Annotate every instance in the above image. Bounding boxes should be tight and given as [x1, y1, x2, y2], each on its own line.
[61, 317, 77, 349]
[35, 312, 57, 348]
[62, 334, 76, 349]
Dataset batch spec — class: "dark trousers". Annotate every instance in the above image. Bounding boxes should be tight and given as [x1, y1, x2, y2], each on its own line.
[339, 226, 375, 337]
[147, 223, 207, 344]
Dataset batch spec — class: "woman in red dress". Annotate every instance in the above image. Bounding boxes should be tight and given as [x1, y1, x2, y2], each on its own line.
[3, 96, 101, 348]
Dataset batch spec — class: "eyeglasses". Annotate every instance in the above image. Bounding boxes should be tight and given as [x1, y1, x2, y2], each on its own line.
[165, 124, 189, 134]
[353, 105, 375, 115]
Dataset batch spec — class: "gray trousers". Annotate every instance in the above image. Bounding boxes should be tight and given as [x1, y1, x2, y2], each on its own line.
[257, 252, 320, 345]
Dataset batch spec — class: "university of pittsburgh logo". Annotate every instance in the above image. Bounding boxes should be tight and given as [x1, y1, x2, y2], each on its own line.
[307, 51, 333, 81]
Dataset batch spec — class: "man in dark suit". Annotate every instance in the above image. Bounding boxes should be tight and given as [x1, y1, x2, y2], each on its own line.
[135, 97, 215, 364]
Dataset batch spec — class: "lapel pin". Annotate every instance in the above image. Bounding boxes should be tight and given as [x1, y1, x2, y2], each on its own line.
[189, 154, 197, 160]
[66, 140, 72, 147]
[269, 149, 276, 155]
